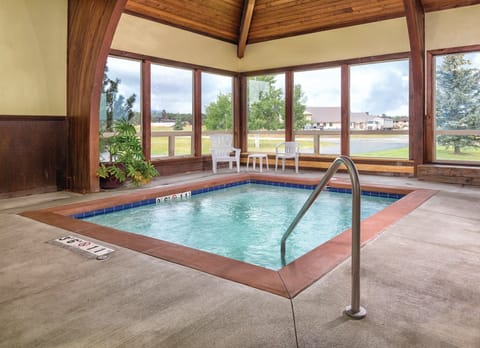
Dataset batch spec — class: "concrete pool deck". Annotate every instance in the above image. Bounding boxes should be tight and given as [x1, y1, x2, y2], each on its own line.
[1, 170, 479, 347]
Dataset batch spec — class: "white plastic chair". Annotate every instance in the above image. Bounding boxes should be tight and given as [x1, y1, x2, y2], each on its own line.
[275, 141, 300, 173]
[210, 134, 241, 174]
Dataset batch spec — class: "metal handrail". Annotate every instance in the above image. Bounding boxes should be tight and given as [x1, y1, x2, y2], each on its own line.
[280, 155, 366, 319]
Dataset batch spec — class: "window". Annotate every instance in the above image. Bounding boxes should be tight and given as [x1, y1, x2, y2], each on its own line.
[100, 56, 141, 161]
[100, 56, 141, 131]
[201, 72, 233, 154]
[294, 68, 341, 155]
[247, 74, 285, 152]
[349, 59, 409, 158]
[151, 64, 193, 157]
[433, 51, 480, 163]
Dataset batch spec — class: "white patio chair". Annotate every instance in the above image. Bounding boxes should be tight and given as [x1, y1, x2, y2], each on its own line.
[210, 134, 241, 174]
[275, 141, 300, 173]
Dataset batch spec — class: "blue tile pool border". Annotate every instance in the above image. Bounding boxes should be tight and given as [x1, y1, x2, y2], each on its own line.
[71, 180, 404, 219]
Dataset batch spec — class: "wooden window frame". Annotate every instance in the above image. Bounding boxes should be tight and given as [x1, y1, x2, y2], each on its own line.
[107, 49, 238, 162]
[242, 52, 410, 160]
[426, 44, 480, 165]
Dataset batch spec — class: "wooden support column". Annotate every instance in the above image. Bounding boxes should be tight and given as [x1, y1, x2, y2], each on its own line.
[142, 60, 151, 161]
[193, 70, 202, 156]
[233, 75, 242, 149]
[67, 0, 127, 193]
[403, 0, 425, 173]
[341, 64, 350, 155]
[239, 75, 248, 152]
[285, 71, 293, 141]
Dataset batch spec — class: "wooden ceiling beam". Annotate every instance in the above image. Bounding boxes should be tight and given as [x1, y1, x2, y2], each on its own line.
[237, 0, 255, 58]
[403, 0, 425, 171]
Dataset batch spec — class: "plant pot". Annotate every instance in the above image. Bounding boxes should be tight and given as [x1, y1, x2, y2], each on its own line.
[99, 174, 124, 189]
[98, 163, 125, 190]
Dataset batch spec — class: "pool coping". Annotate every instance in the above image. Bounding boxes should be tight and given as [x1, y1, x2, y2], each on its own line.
[20, 173, 437, 299]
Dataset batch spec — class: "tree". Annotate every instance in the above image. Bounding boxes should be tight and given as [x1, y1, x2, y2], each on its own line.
[248, 75, 285, 130]
[173, 118, 184, 130]
[293, 84, 307, 130]
[100, 66, 137, 132]
[204, 93, 233, 130]
[247, 75, 307, 131]
[436, 54, 480, 154]
[199, 75, 308, 132]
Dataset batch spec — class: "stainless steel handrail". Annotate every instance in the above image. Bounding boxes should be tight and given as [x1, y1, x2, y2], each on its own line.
[280, 155, 366, 319]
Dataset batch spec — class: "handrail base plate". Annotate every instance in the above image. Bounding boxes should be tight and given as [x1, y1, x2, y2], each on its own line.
[344, 305, 367, 320]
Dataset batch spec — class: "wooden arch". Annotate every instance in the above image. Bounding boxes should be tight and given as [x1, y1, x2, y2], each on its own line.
[67, 0, 127, 193]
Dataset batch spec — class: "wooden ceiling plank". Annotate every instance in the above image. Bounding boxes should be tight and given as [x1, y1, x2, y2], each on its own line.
[252, 0, 403, 23]
[127, 1, 240, 30]
[423, 0, 480, 12]
[250, 1, 403, 33]
[238, 0, 256, 58]
[248, 2, 405, 39]
[125, 0, 480, 46]
[253, 0, 399, 17]
[126, 2, 239, 42]
[126, 0, 242, 42]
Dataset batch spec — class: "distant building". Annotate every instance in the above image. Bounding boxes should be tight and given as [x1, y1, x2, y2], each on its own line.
[393, 116, 409, 129]
[304, 107, 376, 130]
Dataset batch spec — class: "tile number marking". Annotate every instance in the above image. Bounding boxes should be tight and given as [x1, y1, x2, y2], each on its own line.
[54, 236, 114, 256]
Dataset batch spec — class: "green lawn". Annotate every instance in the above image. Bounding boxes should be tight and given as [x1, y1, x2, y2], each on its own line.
[435, 146, 480, 161]
[354, 145, 480, 161]
[353, 147, 409, 158]
[148, 130, 480, 163]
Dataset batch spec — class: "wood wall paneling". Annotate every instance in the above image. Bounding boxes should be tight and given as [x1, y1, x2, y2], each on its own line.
[418, 164, 480, 185]
[0, 116, 67, 198]
[153, 156, 212, 176]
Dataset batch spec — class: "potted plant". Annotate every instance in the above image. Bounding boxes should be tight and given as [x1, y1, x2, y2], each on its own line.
[97, 118, 158, 189]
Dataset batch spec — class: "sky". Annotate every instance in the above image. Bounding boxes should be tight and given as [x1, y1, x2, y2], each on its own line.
[106, 57, 232, 114]
[105, 52, 480, 118]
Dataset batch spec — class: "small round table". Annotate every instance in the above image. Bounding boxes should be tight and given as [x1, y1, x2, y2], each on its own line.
[247, 153, 269, 172]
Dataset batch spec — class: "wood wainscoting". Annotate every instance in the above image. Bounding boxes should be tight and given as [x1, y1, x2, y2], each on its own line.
[417, 164, 480, 185]
[240, 154, 414, 176]
[0, 116, 67, 198]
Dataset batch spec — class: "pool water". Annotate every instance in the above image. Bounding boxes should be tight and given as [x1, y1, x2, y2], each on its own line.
[83, 184, 398, 270]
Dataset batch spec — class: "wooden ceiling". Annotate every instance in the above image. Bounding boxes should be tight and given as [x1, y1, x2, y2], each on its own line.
[125, 0, 480, 55]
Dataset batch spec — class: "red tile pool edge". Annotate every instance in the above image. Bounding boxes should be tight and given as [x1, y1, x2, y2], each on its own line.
[20, 173, 437, 298]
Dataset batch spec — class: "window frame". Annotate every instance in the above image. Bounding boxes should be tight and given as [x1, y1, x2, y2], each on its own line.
[427, 44, 480, 165]
[348, 58, 410, 160]
[106, 50, 238, 161]
[243, 53, 411, 159]
[245, 73, 286, 153]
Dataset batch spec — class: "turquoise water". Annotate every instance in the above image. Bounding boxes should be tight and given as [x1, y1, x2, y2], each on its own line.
[84, 184, 398, 270]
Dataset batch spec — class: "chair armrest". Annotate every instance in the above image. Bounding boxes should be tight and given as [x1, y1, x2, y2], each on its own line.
[275, 142, 284, 154]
